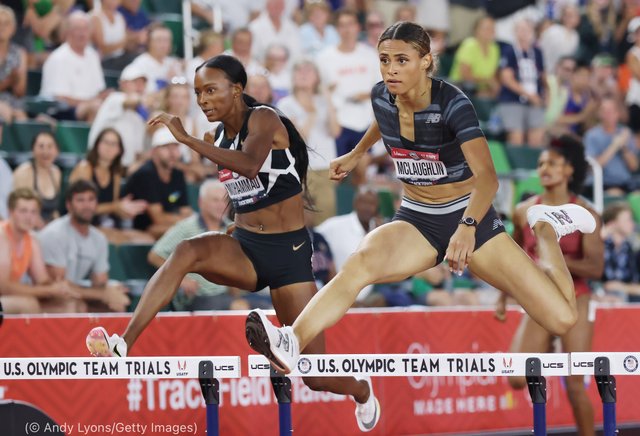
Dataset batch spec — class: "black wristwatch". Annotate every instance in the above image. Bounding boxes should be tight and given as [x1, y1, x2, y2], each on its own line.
[459, 216, 478, 227]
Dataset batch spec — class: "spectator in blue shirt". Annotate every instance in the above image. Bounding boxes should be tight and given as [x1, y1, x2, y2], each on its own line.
[118, 0, 151, 55]
[600, 202, 640, 302]
[584, 97, 639, 195]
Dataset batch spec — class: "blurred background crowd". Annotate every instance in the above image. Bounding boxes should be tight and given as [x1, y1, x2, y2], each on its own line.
[1, 0, 640, 316]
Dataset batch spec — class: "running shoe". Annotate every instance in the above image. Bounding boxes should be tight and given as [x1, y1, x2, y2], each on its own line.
[526, 203, 596, 239]
[245, 309, 299, 374]
[86, 326, 127, 357]
[355, 376, 381, 432]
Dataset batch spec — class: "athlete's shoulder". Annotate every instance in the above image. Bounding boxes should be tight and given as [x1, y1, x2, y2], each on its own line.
[436, 78, 470, 102]
[371, 80, 387, 97]
[248, 105, 287, 128]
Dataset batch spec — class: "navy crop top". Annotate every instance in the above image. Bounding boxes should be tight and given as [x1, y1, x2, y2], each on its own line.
[214, 106, 302, 214]
[371, 79, 485, 186]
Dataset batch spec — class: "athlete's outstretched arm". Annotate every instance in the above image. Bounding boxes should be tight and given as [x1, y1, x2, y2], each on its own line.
[148, 107, 279, 178]
[330, 120, 381, 180]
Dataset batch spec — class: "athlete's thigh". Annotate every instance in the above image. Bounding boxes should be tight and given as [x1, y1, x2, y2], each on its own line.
[270, 281, 327, 354]
[468, 233, 569, 324]
[560, 294, 593, 353]
[351, 220, 439, 284]
[187, 232, 258, 291]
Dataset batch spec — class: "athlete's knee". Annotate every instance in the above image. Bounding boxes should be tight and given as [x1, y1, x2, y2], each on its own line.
[548, 307, 577, 336]
[508, 376, 527, 390]
[172, 239, 202, 265]
[341, 250, 377, 280]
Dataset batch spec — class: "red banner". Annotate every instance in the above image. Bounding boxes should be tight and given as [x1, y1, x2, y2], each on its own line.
[1, 307, 640, 435]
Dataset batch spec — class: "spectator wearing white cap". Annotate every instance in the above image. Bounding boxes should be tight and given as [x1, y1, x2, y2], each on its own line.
[626, 16, 640, 147]
[88, 63, 151, 169]
[123, 127, 193, 239]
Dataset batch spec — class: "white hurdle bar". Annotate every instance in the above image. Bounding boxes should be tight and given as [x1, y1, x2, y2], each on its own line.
[0, 357, 241, 379]
[571, 352, 640, 375]
[0, 356, 241, 436]
[249, 353, 570, 377]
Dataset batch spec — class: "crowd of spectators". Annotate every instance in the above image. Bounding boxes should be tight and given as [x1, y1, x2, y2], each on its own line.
[2, 0, 640, 315]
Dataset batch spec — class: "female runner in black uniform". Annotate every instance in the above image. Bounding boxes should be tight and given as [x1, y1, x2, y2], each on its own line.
[86, 55, 379, 432]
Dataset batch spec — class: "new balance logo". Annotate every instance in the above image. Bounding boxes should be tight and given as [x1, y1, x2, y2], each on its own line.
[492, 219, 504, 230]
[276, 331, 290, 353]
[546, 210, 573, 225]
[425, 113, 441, 123]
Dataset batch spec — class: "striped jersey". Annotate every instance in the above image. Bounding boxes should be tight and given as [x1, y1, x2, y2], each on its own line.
[371, 79, 484, 186]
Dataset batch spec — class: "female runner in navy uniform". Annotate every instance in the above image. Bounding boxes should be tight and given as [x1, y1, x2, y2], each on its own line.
[86, 55, 379, 432]
[246, 23, 598, 426]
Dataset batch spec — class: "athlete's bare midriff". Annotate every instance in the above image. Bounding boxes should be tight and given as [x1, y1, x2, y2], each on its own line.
[234, 192, 305, 233]
[402, 177, 474, 204]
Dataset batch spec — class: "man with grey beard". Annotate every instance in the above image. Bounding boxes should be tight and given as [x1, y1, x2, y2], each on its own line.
[38, 180, 130, 313]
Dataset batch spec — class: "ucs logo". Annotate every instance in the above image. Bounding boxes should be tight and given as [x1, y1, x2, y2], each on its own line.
[542, 362, 564, 369]
[624, 356, 638, 373]
[250, 363, 270, 370]
[572, 361, 594, 368]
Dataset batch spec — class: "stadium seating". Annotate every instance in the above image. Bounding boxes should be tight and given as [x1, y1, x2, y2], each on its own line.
[117, 244, 157, 280]
[513, 173, 543, 205]
[487, 140, 511, 176]
[26, 69, 42, 96]
[4, 120, 53, 152]
[55, 121, 91, 154]
[627, 193, 640, 223]
[156, 13, 185, 58]
[505, 145, 542, 171]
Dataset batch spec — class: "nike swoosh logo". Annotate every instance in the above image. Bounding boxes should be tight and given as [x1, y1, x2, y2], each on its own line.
[113, 344, 122, 357]
[292, 242, 306, 251]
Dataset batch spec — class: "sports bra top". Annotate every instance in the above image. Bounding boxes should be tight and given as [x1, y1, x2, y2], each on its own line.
[214, 106, 302, 214]
[32, 161, 59, 222]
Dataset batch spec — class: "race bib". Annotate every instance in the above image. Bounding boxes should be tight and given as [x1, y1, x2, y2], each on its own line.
[219, 168, 266, 207]
[390, 147, 448, 186]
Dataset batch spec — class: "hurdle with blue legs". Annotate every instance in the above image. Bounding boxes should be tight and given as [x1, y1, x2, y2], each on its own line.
[250, 352, 640, 435]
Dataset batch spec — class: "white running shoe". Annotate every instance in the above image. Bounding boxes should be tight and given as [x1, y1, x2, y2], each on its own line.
[86, 326, 128, 357]
[245, 309, 299, 374]
[526, 203, 596, 240]
[354, 376, 381, 432]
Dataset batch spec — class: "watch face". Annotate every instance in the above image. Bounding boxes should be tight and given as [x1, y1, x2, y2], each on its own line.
[461, 217, 476, 226]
